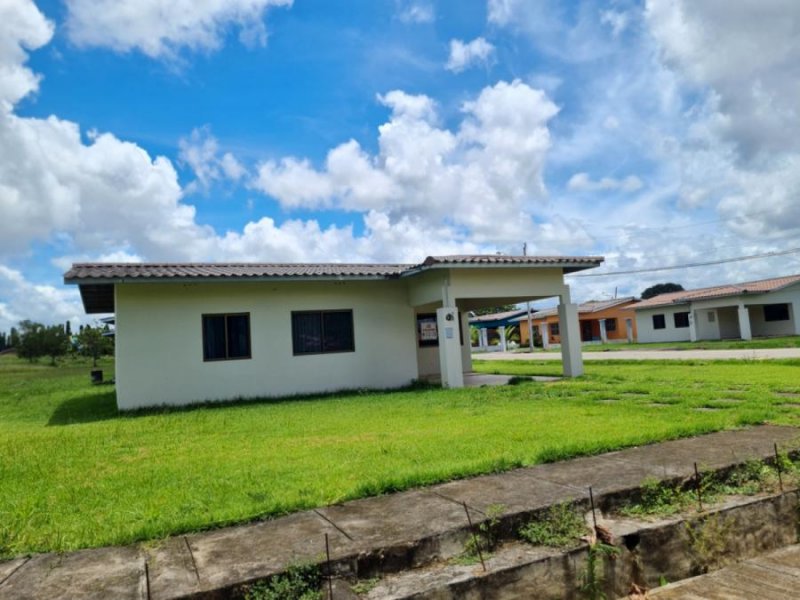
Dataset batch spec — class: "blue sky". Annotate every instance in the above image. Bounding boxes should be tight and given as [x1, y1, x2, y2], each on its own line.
[1, 0, 800, 329]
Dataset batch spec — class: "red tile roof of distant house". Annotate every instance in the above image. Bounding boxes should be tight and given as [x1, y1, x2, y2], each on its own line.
[632, 274, 800, 309]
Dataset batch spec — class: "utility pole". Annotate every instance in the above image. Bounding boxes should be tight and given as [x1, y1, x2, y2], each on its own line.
[523, 243, 534, 352]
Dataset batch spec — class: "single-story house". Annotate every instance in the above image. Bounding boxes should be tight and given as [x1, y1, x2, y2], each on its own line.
[64, 255, 603, 410]
[468, 308, 531, 351]
[516, 297, 639, 347]
[632, 274, 800, 343]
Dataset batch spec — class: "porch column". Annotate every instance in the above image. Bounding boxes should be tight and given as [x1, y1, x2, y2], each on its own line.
[599, 319, 608, 343]
[558, 289, 584, 377]
[540, 323, 549, 349]
[479, 328, 488, 350]
[625, 318, 634, 343]
[793, 301, 800, 335]
[436, 306, 464, 388]
[689, 310, 698, 342]
[499, 326, 507, 352]
[738, 303, 752, 340]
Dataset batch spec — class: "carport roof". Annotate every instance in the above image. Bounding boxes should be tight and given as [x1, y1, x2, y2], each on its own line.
[64, 254, 604, 313]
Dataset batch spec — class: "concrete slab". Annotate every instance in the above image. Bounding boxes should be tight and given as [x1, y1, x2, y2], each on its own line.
[0, 558, 28, 586]
[145, 536, 200, 600]
[649, 544, 800, 599]
[315, 488, 495, 575]
[431, 471, 581, 517]
[184, 510, 346, 594]
[0, 546, 146, 600]
[517, 454, 661, 496]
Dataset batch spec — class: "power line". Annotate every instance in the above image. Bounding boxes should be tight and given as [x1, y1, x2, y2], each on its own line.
[568, 246, 800, 278]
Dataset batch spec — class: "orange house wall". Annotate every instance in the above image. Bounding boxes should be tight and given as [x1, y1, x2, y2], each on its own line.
[519, 304, 638, 344]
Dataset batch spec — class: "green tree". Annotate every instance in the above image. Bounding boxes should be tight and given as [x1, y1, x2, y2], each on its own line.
[471, 304, 519, 316]
[77, 326, 112, 367]
[8, 326, 20, 348]
[42, 325, 69, 365]
[641, 283, 684, 300]
[17, 321, 45, 362]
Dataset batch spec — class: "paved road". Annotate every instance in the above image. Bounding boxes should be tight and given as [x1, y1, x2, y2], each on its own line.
[474, 348, 800, 361]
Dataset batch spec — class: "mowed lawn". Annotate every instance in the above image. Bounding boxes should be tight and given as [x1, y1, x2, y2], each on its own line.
[2, 355, 799, 558]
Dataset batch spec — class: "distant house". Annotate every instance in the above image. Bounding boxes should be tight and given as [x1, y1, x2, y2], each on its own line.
[632, 274, 800, 343]
[468, 308, 530, 351]
[517, 297, 639, 347]
[64, 255, 603, 410]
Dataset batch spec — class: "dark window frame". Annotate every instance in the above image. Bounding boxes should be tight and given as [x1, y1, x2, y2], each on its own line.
[652, 314, 666, 330]
[201, 313, 252, 362]
[292, 309, 355, 356]
[674, 312, 690, 328]
[549, 322, 560, 337]
[764, 303, 790, 322]
[605, 318, 617, 332]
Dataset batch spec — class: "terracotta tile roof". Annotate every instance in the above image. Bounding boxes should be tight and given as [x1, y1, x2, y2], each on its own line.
[64, 262, 410, 281]
[633, 274, 800, 309]
[64, 255, 605, 314]
[64, 255, 605, 283]
[523, 297, 637, 320]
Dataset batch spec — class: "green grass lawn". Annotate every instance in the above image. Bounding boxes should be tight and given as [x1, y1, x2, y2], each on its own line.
[2, 354, 799, 558]
[527, 335, 800, 352]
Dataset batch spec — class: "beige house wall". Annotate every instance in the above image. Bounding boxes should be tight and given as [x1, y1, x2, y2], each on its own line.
[115, 280, 419, 410]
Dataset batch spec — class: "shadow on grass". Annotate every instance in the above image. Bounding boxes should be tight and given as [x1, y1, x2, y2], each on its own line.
[47, 390, 120, 425]
[47, 379, 443, 426]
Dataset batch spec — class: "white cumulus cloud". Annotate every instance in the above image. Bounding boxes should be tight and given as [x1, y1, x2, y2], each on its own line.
[445, 37, 495, 73]
[567, 173, 643, 193]
[178, 127, 246, 193]
[65, 0, 293, 58]
[253, 80, 559, 243]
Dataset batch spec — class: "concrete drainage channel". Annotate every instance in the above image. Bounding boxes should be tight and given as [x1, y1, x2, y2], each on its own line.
[344, 492, 798, 599]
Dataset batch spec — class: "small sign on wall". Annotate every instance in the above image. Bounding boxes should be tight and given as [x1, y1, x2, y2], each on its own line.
[417, 314, 439, 347]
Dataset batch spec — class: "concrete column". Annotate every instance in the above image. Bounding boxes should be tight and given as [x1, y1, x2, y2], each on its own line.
[689, 311, 698, 342]
[540, 323, 549, 349]
[625, 319, 634, 343]
[436, 307, 464, 388]
[558, 293, 584, 377]
[599, 319, 608, 344]
[479, 328, 488, 350]
[793, 302, 800, 335]
[738, 304, 752, 340]
[499, 326, 507, 352]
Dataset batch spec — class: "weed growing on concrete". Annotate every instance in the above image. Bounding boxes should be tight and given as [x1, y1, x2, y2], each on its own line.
[619, 478, 694, 517]
[621, 455, 799, 519]
[685, 513, 734, 573]
[580, 542, 620, 600]
[457, 504, 505, 564]
[518, 502, 587, 549]
[241, 564, 322, 600]
[350, 577, 380, 595]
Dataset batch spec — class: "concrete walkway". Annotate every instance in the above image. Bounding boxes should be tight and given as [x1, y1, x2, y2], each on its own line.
[475, 347, 800, 361]
[649, 543, 800, 599]
[1, 425, 798, 600]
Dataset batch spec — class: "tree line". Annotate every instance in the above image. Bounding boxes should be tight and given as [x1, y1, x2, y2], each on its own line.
[0, 321, 113, 366]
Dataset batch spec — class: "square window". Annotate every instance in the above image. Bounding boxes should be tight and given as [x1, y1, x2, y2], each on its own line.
[674, 312, 690, 328]
[549, 322, 560, 337]
[292, 310, 355, 355]
[202, 313, 251, 361]
[652, 314, 666, 330]
[605, 318, 617, 332]
[764, 303, 790, 322]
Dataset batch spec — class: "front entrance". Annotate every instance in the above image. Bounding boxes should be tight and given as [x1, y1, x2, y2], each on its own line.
[581, 320, 594, 342]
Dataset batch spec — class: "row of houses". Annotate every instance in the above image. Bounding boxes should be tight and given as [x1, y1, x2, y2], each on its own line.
[470, 273, 800, 348]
